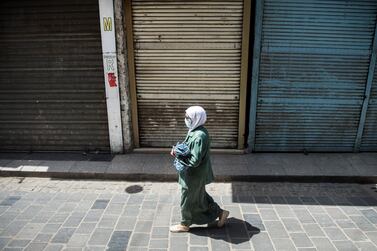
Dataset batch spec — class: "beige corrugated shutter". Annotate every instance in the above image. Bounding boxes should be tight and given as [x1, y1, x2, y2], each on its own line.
[131, 0, 244, 148]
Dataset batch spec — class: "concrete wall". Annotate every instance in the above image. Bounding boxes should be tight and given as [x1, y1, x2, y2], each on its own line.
[114, 0, 133, 152]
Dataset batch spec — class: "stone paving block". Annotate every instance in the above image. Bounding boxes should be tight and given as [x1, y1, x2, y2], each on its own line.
[142, 200, 158, 210]
[285, 196, 303, 205]
[243, 214, 265, 231]
[127, 195, 145, 205]
[151, 227, 169, 238]
[88, 228, 113, 246]
[48, 213, 70, 224]
[188, 230, 209, 245]
[323, 227, 348, 241]
[31, 211, 55, 223]
[138, 210, 155, 221]
[347, 197, 369, 206]
[259, 208, 279, 221]
[312, 214, 336, 227]
[0, 196, 21, 206]
[63, 212, 86, 228]
[0, 220, 28, 237]
[332, 240, 358, 251]
[170, 236, 188, 251]
[282, 218, 303, 232]
[254, 196, 271, 206]
[293, 209, 316, 224]
[240, 204, 258, 214]
[149, 239, 168, 249]
[303, 206, 322, 216]
[17, 205, 43, 220]
[3, 248, 23, 251]
[111, 194, 129, 204]
[350, 215, 377, 231]
[231, 239, 252, 250]
[366, 231, 377, 246]
[343, 228, 368, 241]
[228, 218, 250, 239]
[264, 221, 289, 238]
[190, 247, 208, 251]
[98, 215, 119, 228]
[324, 207, 348, 220]
[107, 231, 131, 251]
[335, 219, 357, 229]
[302, 224, 326, 237]
[16, 223, 43, 239]
[310, 237, 337, 251]
[272, 238, 296, 251]
[127, 248, 148, 251]
[75, 222, 96, 234]
[67, 234, 90, 247]
[51, 228, 76, 243]
[341, 206, 362, 216]
[41, 224, 62, 234]
[91, 199, 110, 209]
[354, 241, 377, 251]
[210, 239, 230, 251]
[24, 242, 48, 251]
[269, 196, 286, 204]
[7, 239, 31, 248]
[123, 205, 141, 217]
[250, 232, 274, 251]
[34, 233, 52, 243]
[83, 210, 104, 222]
[105, 203, 125, 215]
[58, 203, 78, 213]
[116, 216, 137, 230]
[129, 233, 150, 247]
[291, 233, 313, 248]
[134, 221, 153, 233]
[274, 205, 295, 218]
[361, 209, 377, 224]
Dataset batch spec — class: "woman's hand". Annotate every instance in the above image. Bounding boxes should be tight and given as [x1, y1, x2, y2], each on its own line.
[170, 147, 176, 157]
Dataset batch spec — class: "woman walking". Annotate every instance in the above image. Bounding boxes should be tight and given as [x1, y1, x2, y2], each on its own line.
[170, 106, 229, 233]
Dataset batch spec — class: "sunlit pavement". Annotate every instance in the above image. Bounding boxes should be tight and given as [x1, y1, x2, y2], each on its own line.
[1, 178, 377, 250]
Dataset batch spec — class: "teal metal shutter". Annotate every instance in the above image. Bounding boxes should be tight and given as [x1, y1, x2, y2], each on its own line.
[0, 0, 110, 152]
[361, 67, 377, 151]
[253, 0, 377, 152]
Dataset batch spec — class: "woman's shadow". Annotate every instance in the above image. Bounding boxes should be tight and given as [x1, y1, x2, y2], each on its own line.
[189, 217, 260, 244]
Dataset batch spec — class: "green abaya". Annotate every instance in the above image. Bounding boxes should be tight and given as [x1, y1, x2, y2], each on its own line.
[177, 126, 221, 226]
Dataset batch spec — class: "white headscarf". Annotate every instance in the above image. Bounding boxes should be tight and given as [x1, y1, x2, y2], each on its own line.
[185, 106, 207, 132]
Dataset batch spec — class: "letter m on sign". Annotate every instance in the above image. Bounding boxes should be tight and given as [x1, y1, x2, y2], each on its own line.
[103, 17, 112, 31]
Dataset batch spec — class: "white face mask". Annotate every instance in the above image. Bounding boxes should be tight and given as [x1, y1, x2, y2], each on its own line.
[185, 117, 192, 128]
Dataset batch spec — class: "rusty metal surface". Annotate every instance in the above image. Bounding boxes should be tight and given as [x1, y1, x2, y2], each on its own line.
[131, 0, 243, 148]
[0, 0, 110, 152]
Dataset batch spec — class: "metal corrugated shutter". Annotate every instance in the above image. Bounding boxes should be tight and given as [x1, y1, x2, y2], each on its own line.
[254, 0, 377, 152]
[361, 66, 377, 151]
[0, 0, 110, 152]
[132, 0, 243, 148]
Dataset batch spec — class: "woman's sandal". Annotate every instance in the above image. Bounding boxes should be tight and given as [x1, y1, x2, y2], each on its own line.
[217, 210, 230, 228]
[169, 224, 190, 233]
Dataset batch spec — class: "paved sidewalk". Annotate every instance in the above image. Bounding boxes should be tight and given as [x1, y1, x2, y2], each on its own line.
[0, 152, 376, 182]
[1, 178, 377, 250]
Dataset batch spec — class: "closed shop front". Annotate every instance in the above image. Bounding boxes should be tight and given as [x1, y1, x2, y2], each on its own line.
[249, 0, 377, 152]
[127, 0, 250, 149]
[0, 0, 110, 152]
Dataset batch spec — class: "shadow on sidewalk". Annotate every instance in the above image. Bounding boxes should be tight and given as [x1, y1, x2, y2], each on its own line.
[190, 217, 260, 244]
